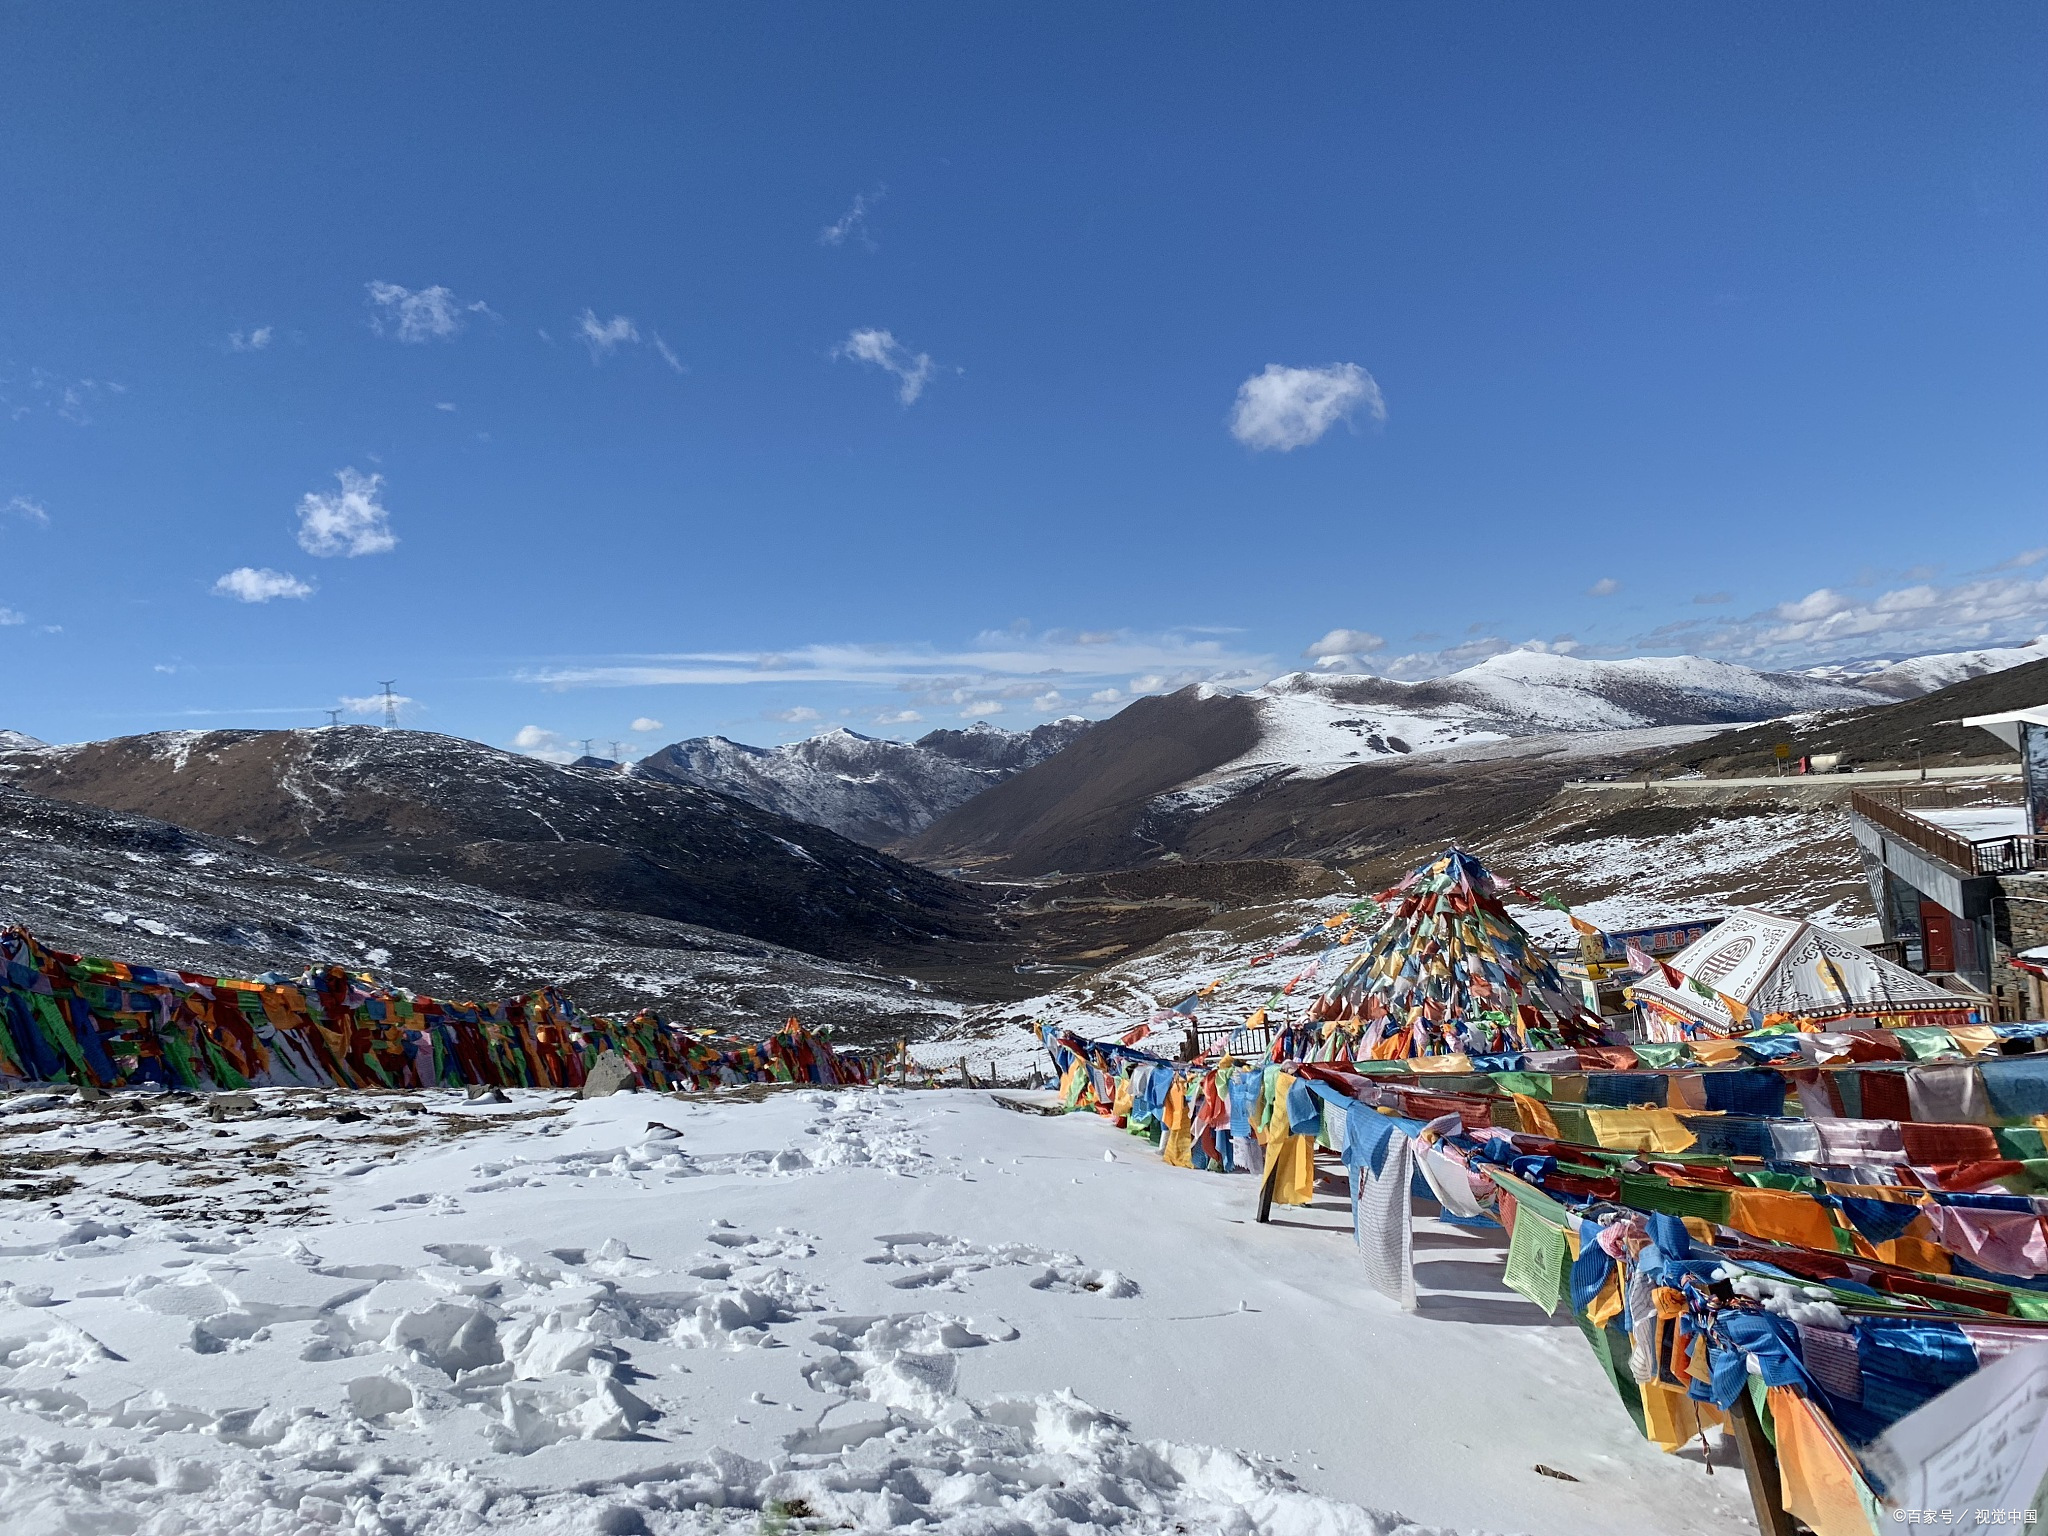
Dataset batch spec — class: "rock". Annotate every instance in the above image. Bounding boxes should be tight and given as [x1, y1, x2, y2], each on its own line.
[581, 1052, 637, 1099]
[207, 1092, 257, 1121]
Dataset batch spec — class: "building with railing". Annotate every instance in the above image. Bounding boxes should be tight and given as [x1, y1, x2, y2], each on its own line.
[1848, 705, 2048, 1020]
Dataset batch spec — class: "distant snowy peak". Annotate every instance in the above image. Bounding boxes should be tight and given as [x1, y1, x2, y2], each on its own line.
[633, 717, 1092, 846]
[1250, 651, 1879, 759]
[1122, 654, 1878, 818]
[1800, 635, 2048, 700]
[0, 729, 46, 752]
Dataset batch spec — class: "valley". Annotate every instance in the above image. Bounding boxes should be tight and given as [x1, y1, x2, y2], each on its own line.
[3, 647, 2041, 1054]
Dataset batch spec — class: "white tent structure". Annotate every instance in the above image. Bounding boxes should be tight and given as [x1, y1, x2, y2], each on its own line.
[1629, 907, 1977, 1040]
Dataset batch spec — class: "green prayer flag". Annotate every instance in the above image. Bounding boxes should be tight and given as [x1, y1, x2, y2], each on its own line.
[1503, 1206, 1568, 1315]
[1893, 1026, 1961, 1061]
[1996, 1128, 2048, 1161]
[1630, 1042, 1690, 1068]
[1618, 1172, 1732, 1224]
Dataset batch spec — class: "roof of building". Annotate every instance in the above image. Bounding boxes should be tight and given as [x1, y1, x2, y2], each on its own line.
[1629, 906, 1960, 1030]
[1963, 706, 2048, 753]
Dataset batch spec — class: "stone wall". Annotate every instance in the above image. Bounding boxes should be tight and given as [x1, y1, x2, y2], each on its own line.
[1993, 870, 2048, 1021]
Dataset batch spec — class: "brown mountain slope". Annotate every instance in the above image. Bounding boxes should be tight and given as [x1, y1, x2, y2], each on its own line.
[0, 727, 992, 971]
[897, 688, 1261, 875]
[900, 680, 1707, 877]
[1642, 656, 2048, 777]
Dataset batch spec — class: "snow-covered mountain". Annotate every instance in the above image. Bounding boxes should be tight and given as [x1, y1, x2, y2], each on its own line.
[0, 725, 991, 969]
[632, 718, 1092, 846]
[1231, 650, 1883, 778]
[904, 652, 1886, 875]
[1798, 635, 2048, 700]
[0, 777, 962, 1039]
[0, 728, 46, 752]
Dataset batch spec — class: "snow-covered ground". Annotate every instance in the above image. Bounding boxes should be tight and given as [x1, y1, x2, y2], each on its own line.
[0, 1085, 1749, 1535]
[1913, 805, 2030, 840]
[922, 895, 1366, 1079]
[1494, 804, 1875, 951]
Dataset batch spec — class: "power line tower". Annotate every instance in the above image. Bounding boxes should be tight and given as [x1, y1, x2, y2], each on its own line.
[377, 680, 399, 729]
[324, 709, 342, 728]
[577, 737, 595, 759]
[608, 740, 624, 762]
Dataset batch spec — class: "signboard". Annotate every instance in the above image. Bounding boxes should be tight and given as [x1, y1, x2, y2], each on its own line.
[1774, 743, 1791, 761]
[1596, 919, 1722, 962]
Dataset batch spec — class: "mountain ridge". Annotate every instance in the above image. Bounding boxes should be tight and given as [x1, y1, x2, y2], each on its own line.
[903, 651, 1888, 875]
[632, 717, 1091, 846]
[0, 726, 992, 972]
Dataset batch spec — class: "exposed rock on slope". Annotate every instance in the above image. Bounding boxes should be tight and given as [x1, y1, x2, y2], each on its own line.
[632, 718, 1091, 845]
[0, 726, 990, 970]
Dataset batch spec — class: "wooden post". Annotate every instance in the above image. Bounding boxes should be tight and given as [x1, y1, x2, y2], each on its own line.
[1725, 1391, 1796, 1536]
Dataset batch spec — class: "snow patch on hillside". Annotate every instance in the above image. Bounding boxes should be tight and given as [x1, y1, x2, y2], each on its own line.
[635, 720, 1091, 846]
[1802, 634, 2048, 699]
[1147, 652, 1881, 818]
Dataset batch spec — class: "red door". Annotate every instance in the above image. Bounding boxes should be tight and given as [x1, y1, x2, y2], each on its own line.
[1919, 901, 1956, 973]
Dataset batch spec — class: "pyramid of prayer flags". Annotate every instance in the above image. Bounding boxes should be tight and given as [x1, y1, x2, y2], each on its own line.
[1307, 848, 1602, 1057]
[0, 925, 886, 1095]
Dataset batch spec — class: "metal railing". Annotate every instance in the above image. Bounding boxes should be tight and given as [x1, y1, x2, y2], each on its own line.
[1851, 790, 2046, 877]
[1192, 1019, 1274, 1058]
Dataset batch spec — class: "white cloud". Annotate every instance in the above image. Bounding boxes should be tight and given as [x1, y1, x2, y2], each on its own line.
[1229, 362, 1384, 451]
[6, 495, 49, 527]
[629, 717, 665, 733]
[1693, 592, 1732, 605]
[1775, 588, 1849, 623]
[366, 282, 490, 343]
[820, 188, 883, 250]
[1998, 547, 2047, 571]
[341, 691, 417, 722]
[1302, 628, 1384, 659]
[650, 334, 684, 374]
[520, 627, 1273, 722]
[1587, 577, 1621, 596]
[212, 567, 314, 603]
[296, 468, 396, 558]
[1740, 571, 2048, 660]
[0, 607, 23, 626]
[436, 401, 457, 412]
[510, 724, 577, 763]
[5, 369, 119, 426]
[227, 326, 273, 353]
[524, 627, 1264, 727]
[835, 328, 937, 405]
[577, 310, 640, 361]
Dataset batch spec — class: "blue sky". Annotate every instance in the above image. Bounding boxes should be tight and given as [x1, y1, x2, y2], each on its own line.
[2, 4, 2043, 758]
